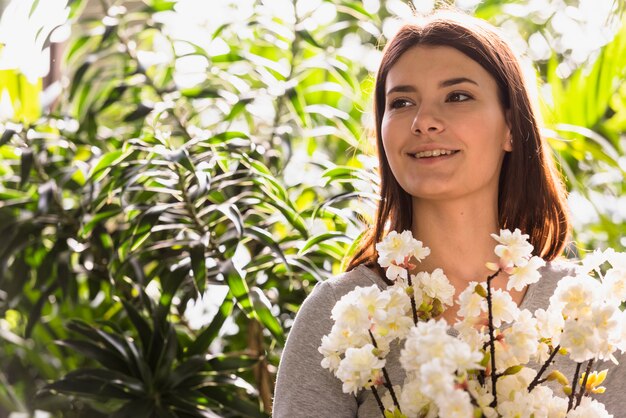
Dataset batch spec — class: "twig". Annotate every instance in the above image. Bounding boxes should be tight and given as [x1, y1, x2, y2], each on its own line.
[407, 272, 418, 325]
[371, 386, 386, 416]
[528, 344, 561, 391]
[568, 362, 583, 412]
[369, 330, 401, 413]
[576, 359, 594, 407]
[486, 269, 500, 407]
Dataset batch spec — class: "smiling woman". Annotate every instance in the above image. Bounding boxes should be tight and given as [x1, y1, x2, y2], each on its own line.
[273, 9, 626, 418]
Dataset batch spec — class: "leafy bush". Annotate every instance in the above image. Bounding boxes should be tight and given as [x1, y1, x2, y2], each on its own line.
[0, 0, 624, 417]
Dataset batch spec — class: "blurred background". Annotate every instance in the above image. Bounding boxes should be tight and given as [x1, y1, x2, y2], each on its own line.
[0, 0, 624, 416]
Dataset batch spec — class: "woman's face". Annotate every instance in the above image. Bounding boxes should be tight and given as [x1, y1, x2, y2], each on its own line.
[381, 45, 512, 204]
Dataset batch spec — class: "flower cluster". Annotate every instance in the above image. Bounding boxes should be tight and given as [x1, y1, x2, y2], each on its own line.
[321, 229, 626, 418]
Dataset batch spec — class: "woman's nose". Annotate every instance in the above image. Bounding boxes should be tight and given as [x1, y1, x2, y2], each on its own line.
[411, 107, 444, 135]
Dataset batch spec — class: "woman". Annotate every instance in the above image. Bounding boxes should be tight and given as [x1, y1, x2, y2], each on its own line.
[273, 11, 625, 417]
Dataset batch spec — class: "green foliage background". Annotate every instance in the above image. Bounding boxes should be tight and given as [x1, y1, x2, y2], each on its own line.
[0, 0, 624, 416]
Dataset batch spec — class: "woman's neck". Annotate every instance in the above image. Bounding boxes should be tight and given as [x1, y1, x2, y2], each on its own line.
[410, 197, 501, 284]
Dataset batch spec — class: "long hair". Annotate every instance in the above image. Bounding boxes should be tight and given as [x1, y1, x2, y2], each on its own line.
[347, 12, 569, 273]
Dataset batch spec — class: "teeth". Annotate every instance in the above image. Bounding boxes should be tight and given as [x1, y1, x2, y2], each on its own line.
[413, 149, 456, 158]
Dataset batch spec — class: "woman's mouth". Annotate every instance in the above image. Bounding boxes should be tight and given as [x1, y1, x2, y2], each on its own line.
[411, 149, 459, 159]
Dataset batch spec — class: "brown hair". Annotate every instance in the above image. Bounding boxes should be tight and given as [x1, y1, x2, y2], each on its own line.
[346, 11, 569, 274]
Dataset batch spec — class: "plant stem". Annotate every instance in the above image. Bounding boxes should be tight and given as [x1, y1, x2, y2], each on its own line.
[369, 330, 401, 413]
[527, 344, 561, 391]
[486, 269, 500, 407]
[575, 359, 594, 407]
[371, 386, 386, 416]
[568, 362, 582, 412]
[407, 272, 418, 325]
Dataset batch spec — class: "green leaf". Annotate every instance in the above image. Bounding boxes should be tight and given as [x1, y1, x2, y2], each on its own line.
[46, 369, 144, 399]
[0, 128, 15, 146]
[69, 58, 93, 101]
[123, 103, 154, 122]
[112, 398, 155, 418]
[89, 148, 134, 182]
[250, 287, 284, 345]
[207, 354, 257, 372]
[67, 320, 132, 366]
[57, 339, 130, 374]
[223, 264, 254, 317]
[148, 0, 177, 12]
[121, 300, 153, 352]
[296, 29, 323, 49]
[187, 297, 234, 357]
[224, 98, 253, 121]
[190, 244, 207, 294]
[79, 207, 122, 237]
[99, 84, 128, 111]
[298, 231, 349, 256]
[245, 226, 290, 271]
[181, 87, 220, 98]
[19, 148, 33, 188]
[167, 356, 208, 388]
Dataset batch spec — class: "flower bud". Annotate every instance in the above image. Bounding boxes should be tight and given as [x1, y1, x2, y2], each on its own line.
[474, 283, 487, 298]
[563, 385, 572, 396]
[503, 365, 523, 375]
[547, 370, 569, 386]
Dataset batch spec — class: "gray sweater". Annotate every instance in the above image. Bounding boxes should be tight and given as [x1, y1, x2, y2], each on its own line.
[273, 262, 626, 417]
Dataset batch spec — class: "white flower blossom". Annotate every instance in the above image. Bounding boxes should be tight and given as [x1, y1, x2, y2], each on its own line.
[436, 389, 474, 418]
[335, 344, 385, 395]
[487, 288, 520, 328]
[385, 263, 407, 281]
[566, 396, 612, 417]
[444, 338, 484, 372]
[396, 378, 438, 418]
[602, 266, 626, 305]
[560, 317, 599, 362]
[496, 367, 537, 402]
[376, 230, 430, 268]
[507, 256, 546, 291]
[454, 317, 489, 351]
[370, 285, 413, 348]
[400, 319, 451, 372]
[497, 390, 533, 418]
[504, 309, 539, 364]
[417, 268, 455, 307]
[491, 228, 534, 269]
[418, 358, 457, 402]
[331, 285, 387, 331]
[606, 249, 626, 271]
[550, 274, 601, 318]
[457, 281, 485, 319]
[535, 307, 565, 344]
[468, 380, 497, 418]
[579, 249, 609, 275]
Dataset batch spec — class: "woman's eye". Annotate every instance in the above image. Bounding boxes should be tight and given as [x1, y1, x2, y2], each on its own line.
[390, 98, 412, 109]
[446, 92, 472, 102]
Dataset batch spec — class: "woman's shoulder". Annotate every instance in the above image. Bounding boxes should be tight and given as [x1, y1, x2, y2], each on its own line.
[540, 257, 578, 280]
[319, 264, 387, 300]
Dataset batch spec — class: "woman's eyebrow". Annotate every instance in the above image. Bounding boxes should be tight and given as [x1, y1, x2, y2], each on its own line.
[386, 84, 415, 95]
[439, 77, 479, 88]
[386, 77, 479, 96]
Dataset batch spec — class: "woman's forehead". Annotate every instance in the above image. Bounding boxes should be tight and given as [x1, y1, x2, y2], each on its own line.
[385, 45, 495, 91]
